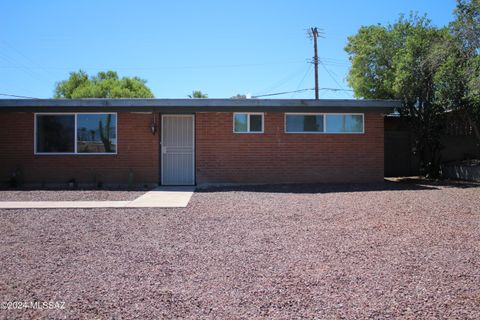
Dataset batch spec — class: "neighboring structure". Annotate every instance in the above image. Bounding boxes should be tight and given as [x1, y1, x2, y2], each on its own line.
[0, 99, 398, 187]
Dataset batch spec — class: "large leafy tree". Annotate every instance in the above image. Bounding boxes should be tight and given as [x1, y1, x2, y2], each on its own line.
[54, 70, 154, 153]
[442, 0, 480, 145]
[345, 14, 451, 177]
[451, 0, 480, 55]
[54, 70, 154, 98]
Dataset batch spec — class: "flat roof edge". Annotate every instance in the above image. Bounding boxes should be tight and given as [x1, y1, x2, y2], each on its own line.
[0, 106, 395, 113]
[0, 98, 400, 112]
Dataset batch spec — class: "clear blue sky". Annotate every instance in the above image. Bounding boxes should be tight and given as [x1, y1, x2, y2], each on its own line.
[1, 0, 457, 99]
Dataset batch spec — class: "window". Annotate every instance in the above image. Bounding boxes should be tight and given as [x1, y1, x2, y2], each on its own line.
[77, 114, 117, 153]
[285, 113, 364, 134]
[234, 113, 264, 133]
[35, 113, 117, 154]
[36, 115, 75, 153]
[286, 114, 324, 133]
[325, 114, 363, 133]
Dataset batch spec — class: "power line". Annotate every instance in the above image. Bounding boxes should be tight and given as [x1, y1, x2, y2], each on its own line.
[319, 59, 345, 90]
[254, 65, 309, 96]
[0, 60, 308, 71]
[0, 89, 353, 100]
[252, 87, 352, 98]
[253, 88, 313, 98]
[0, 46, 51, 83]
[0, 40, 54, 80]
[291, 64, 312, 98]
[0, 57, 349, 72]
[0, 93, 39, 99]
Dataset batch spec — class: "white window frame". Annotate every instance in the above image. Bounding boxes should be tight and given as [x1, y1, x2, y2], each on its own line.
[233, 112, 264, 134]
[284, 113, 364, 134]
[34, 112, 118, 155]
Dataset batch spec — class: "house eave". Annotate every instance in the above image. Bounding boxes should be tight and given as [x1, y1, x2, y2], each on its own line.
[0, 98, 400, 113]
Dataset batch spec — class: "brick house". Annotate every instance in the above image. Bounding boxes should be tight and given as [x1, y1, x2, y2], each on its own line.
[0, 99, 398, 187]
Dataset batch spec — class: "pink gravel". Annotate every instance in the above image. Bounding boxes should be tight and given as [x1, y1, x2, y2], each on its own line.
[0, 181, 479, 319]
[0, 190, 146, 201]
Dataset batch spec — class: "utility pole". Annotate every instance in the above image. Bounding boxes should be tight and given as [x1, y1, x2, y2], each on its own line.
[308, 27, 323, 100]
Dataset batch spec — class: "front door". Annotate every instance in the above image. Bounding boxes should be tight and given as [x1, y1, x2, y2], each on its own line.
[161, 115, 195, 185]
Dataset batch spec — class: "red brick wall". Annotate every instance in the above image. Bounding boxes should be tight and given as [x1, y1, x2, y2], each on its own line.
[0, 112, 159, 186]
[0, 111, 385, 186]
[195, 112, 384, 184]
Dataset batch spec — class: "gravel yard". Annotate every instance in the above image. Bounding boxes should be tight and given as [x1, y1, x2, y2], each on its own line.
[0, 181, 479, 319]
[0, 189, 146, 201]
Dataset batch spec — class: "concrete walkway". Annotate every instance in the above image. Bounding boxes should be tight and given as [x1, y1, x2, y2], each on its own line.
[127, 186, 195, 208]
[0, 187, 195, 209]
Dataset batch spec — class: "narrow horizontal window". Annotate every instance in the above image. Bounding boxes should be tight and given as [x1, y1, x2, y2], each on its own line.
[77, 114, 117, 153]
[35, 113, 117, 154]
[285, 114, 324, 133]
[36, 115, 75, 153]
[326, 114, 363, 133]
[234, 113, 264, 133]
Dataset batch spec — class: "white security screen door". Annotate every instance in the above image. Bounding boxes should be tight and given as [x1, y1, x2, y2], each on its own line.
[161, 115, 195, 185]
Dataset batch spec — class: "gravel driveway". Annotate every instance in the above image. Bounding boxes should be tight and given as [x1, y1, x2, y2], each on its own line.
[1, 181, 479, 319]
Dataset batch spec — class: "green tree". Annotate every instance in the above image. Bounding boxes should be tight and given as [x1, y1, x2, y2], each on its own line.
[345, 14, 452, 177]
[54, 70, 153, 152]
[54, 70, 154, 98]
[451, 0, 480, 56]
[444, 0, 480, 147]
[188, 90, 208, 98]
